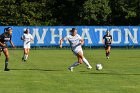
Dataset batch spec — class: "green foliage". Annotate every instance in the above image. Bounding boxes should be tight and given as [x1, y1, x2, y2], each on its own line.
[80, 0, 111, 25]
[0, 0, 139, 25]
[109, 0, 140, 25]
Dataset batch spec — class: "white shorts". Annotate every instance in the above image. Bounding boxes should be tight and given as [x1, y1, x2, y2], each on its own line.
[72, 46, 83, 56]
[24, 44, 31, 49]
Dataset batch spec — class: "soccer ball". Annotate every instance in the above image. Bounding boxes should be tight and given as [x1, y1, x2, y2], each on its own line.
[96, 64, 103, 70]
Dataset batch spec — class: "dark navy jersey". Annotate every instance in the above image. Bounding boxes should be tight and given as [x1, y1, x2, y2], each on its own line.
[103, 35, 112, 45]
[0, 33, 12, 46]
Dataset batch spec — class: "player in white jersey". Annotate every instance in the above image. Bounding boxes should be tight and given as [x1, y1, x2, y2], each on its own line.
[60, 28, 92, 71]
[21, 28, 33, 61]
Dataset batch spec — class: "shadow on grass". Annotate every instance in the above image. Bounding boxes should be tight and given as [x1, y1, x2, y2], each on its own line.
[10, 68, 62, 72]
[87, 72, 140, 76]
[128, 57, 140, 58]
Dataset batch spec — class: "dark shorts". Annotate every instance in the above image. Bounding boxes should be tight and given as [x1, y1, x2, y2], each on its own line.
[0, 46, 7, 52]
[104, 44, 111, 50]
[0, 47, 3, 52]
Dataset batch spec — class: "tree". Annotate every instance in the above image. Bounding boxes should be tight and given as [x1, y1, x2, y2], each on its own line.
[109, 0, 139, 25]
[0, 0, 140, 26]
[80, 0, 111, 25]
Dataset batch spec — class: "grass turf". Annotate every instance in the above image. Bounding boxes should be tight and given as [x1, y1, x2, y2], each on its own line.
[0, 49, 140, 93]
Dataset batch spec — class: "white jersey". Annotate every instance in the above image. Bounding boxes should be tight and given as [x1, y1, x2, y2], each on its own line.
[64, 34, 82, 51]
[22, 33, 33, 48]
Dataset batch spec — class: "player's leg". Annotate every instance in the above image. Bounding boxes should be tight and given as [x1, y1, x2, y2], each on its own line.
[107, 46, 111, 58]
[25, 44, 31, 60]
[106, 45, 111, 59]
[22, 48, 25, 61]
[77, 50, 92, 69]
[3, 48, 10, 71]
[68, 56, 82, 71]
[22, 44, 26, 61]
[68, 49, 83, 71]
[22, 48, 28, 61]
[24, 48, 28, 61]
[26, 48, 30, 60]
[105, 45, 108, 57]
[24, 48, 29, 61]
[105, 45, 109, 59]
[105, 49, 108, 58]
[22, 44, 29, 61]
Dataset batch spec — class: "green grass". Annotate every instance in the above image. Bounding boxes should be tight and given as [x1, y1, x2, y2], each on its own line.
[0, 49, 140, 93]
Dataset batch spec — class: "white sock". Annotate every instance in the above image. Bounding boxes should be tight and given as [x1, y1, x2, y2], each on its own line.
[24, 54, 28, 60]
[82, 58, 91, 67]
[69, 62, 80, 68]
[26, 55, 28, 59]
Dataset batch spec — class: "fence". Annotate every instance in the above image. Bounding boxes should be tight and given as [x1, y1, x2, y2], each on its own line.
[0, 26, 140, 47]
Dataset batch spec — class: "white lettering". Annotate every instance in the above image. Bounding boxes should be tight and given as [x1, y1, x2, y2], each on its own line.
[124, 28, 138, 44]
[95, 28, 107, 44]
[65, 28, 71, 44]
[110, 29, 121, 44]
[81, 28, 92, 44]
[50, 28, 63, 44]
[31, 28, 48, 44]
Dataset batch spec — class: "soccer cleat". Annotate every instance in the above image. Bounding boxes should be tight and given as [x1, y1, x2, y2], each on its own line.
[68, 67, 73, 72]
[22, 57, 24, 61]
[4, 68, 10, 71]
[107, 56, 109, 59]
[22, 58, 26, 62]
[87, 66, 92, 69]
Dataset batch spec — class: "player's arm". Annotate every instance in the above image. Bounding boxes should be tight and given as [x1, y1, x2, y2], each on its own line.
[60, 36, 68, 48]
[9, 35, 15, 48]
[102, 39, 104, 44]
[10, 40, 15, 48]
[0, 42, 5, 47]
[59, 38, 64, 48]
[79, 39, 84, 45]
[110, 36, 112, 44]
[78, 34, 84, 45]
[21, 37, 23, 40]
[30, 34, 34, 41]
[21, 35, 25, 41]
[102, 36, 105, 44]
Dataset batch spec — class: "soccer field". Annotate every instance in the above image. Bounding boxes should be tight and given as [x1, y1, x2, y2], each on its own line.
[0, 49, 140, 93]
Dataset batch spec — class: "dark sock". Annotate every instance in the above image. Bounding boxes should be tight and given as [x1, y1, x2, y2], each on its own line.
[22, 56, 24, 60]
[106, 52, 108, 57]
[5, 58, 9, 69]
[108, 52, 110, 56]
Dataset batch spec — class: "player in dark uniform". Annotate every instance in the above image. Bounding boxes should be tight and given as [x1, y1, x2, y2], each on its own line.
[102, 30, 112, 59]
[0, 27, 15, 71]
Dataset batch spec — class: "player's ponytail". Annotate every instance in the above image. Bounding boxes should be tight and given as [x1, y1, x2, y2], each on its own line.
[4, 28, 7, 33]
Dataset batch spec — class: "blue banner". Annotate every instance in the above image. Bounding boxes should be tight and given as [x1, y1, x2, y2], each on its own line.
[0, 26, 140, 46]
